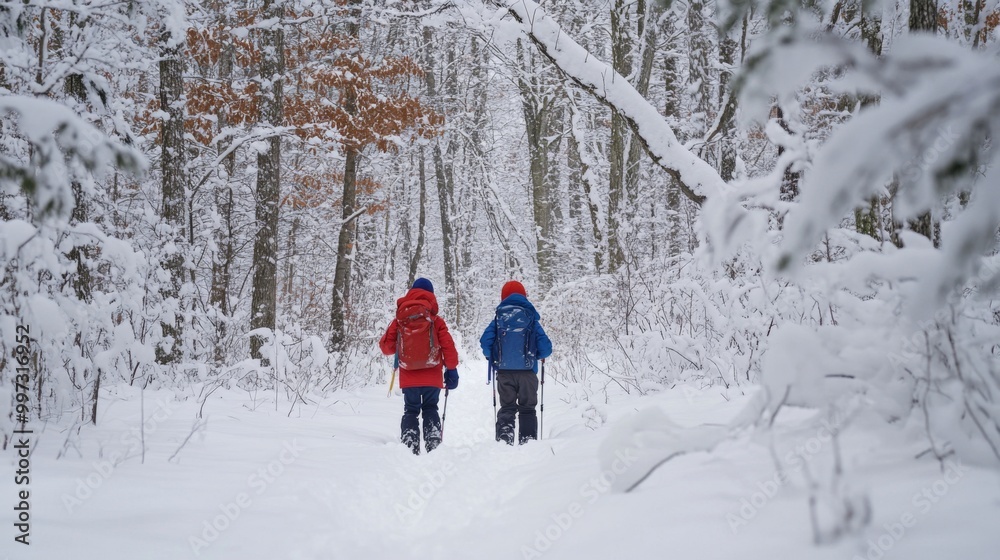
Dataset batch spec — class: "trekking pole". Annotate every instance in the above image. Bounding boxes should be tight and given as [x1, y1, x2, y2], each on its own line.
[388, 354, 398, 397]
[540, 359, 545, 440]
[441, 388, 449, 440]
[490, 363, 497, 422]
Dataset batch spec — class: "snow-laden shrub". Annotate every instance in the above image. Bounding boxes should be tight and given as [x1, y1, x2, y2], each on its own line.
[0, 91, 153, 448]
[690, 16, 1000, 543]
[539, 249, 835, 399]
[0, 218, 160, 444]
[709, 26, 1000, 465]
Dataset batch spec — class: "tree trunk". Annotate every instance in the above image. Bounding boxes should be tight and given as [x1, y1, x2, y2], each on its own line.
[284, 216, 299, 298]
[608, 0, 658, 270]
[607, 0, 632, 273]
[67, 182, 92, 302]
[329, 146, 358, 353]
[970, 0, 986, 47]
[625, 0, 656, 196]
[663, 18, 684, 258]
[443, 43, 462, 309]
[687, 0, 712, 133]
[524, 77, 561, 288]
[568, 95, 604, 273]
[407, 147, 428, 287]
[566, 119, 587, 271]
[433, 141, 457, 302]
[775, 106, 801, 203]
[910, 0, 939, 31]
[529, 118, 554, 289]
[622, 0, 658, 261]
[717, 31, 739, 183]
[908, 0, 940, 247]
[856, 6, 883, 241]
[421, 28, 457, 308]
[90, 367, 101, 424]
[543, 99, 564, 289]
[66, 29, 93, 303]
[517, 42, 558, 290]
[465, 36, 489, 243]
[250, 0, 284, 362]
[855, 198, 881, 240]
[666, 179, 682, 258]
[329, 1, 363, 352]
[210, 18, 236, 364]
[209, 171, 234, 363]
[157, 29, 186, 365]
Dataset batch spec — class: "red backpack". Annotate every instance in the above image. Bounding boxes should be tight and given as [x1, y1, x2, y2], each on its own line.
[396, 300, 442, 369]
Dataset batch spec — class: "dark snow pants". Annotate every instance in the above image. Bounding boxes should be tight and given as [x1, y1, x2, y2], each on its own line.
[495, 371, 538, 445]
[401, 387, 442, 454]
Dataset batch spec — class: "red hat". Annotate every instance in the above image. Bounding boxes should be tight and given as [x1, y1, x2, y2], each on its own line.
[501, 280, 526, 300]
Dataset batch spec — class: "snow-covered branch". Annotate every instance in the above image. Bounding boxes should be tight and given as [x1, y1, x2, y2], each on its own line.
[482, 0, 728, 205]
[0, 96, 145, 220]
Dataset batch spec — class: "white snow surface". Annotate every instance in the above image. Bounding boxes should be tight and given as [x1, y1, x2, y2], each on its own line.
[5, 361, 999, 559]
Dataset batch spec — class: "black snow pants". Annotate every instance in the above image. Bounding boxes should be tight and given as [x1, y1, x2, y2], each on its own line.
[495, 371, 538, 445]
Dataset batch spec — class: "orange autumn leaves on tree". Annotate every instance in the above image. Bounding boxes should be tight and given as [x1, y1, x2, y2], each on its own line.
[184, 81, 260, 145]
[183, 8, 442, 150]
[285, 48, 442, 151]
[281, 170, 385, 212]
[936, 2, 1000, 35]
[185, 16, 259, 145]
[282, 171, 339, 210]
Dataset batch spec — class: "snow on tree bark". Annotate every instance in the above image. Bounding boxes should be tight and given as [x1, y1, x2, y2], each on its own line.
[250, 0, 284, 362]
[157, 26, 187, 365]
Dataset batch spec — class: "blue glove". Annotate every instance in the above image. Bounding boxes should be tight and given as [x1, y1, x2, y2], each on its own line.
[444, 369, 459, 390]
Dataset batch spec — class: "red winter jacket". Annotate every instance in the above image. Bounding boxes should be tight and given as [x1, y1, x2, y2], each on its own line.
[379, 288, 459, 389]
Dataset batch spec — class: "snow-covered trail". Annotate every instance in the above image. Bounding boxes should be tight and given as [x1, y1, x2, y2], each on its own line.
[17, 362, 740, 560]
[9, 361, 1000, 560]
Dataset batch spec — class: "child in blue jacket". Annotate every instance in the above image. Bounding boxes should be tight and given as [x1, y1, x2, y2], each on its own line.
[480, 281, 552, 444]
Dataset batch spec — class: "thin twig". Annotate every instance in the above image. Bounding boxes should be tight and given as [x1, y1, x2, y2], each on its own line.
[625, 451, 687, 493]
[168, 417, 207, 463]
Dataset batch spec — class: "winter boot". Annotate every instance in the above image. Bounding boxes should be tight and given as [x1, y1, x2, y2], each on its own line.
[424, 418, 442, 452]
[496, 415, 516, 445]
[401, 410, 421, 455]
[518, 411, 537, 444]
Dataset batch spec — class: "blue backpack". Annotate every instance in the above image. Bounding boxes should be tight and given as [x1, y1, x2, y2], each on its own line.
[491, 304, 537, 370]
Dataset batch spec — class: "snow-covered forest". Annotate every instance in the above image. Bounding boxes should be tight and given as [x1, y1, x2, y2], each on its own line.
[2, 0, 999, 558]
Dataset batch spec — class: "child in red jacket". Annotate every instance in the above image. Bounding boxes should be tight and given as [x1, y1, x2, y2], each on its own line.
[379, 278, 459, 454]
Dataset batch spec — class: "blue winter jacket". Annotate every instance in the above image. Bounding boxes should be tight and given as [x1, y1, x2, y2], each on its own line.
[480, 294, 552, 373]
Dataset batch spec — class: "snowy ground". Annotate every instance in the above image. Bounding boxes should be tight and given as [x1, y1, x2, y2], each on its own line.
[5, 360, 1000, 559]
